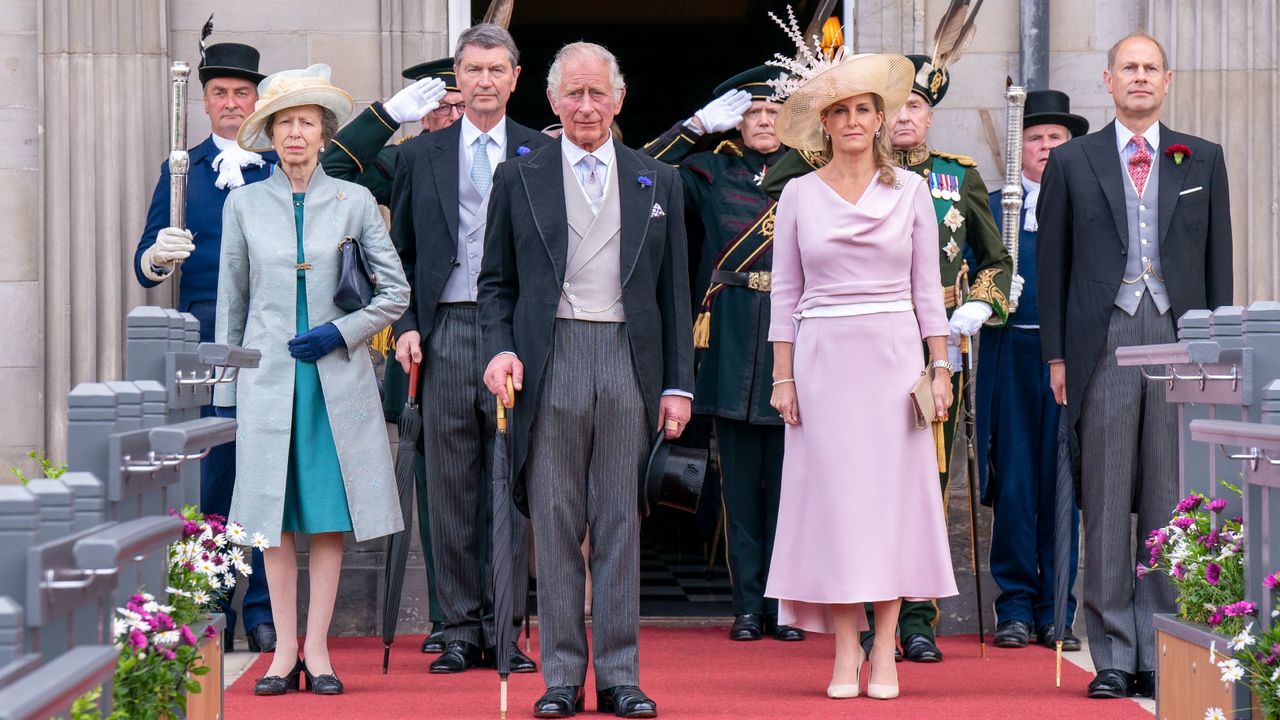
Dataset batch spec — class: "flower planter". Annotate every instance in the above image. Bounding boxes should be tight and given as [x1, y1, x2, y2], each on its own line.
[1155, 614, 1258, 719]
[184, 613, 225, 720]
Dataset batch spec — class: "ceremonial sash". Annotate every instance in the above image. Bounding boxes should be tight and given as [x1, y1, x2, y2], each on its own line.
[692, 202, 776, 349]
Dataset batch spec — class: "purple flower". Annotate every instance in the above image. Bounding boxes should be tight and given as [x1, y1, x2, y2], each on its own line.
[1171, 516, 1195, 530]
[180, 625, 198, 647]
[1265, 572, 1280, 591]
[1172, 562, 1187, 579]
[516, 145, 531, 156]
[204, 625, 218, 639]
[157, 646, 176, 661]
[1208, 610, 1225, 628]
[1223, 601, 1258, 618]
[1177, 495, 1204, 513]
[1205, 562, 1222, 586]
[1208, 498, 1228, 514]
[128, 629, 148, 650]
[1136, 563, 1150, 579]
[182, 520, 200, 537]
[637, 175, 653, 188]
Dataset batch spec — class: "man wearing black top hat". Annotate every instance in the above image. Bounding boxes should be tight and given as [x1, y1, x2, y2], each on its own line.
[975, 90, 1087, 653]
[133, 34, 276, 653]
[643, 66, 805, 644]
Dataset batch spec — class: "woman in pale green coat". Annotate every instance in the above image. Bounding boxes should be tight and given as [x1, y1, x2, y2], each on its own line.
[214, 65, 409, 696]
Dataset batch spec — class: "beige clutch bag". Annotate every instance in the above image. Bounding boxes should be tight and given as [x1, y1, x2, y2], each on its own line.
[910, 370, 934, 430]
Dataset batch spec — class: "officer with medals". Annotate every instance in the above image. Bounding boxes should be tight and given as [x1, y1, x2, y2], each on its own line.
[133, 35, 277, 653]
[643, 66, 805, 643]
[762, 54, 1013, 664]
[319, 58, 463, 655]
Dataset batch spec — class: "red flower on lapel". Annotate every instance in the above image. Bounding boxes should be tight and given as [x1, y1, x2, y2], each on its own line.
[1165, 143, 1192, 165]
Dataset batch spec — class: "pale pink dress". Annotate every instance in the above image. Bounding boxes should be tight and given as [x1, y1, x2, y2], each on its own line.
[764, 168, 958, 634]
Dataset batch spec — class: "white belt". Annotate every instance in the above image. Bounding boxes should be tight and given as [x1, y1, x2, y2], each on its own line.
[796, 300, 915, 320]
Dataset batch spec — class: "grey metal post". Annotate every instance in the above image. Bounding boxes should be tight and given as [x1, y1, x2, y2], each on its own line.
[124, 306, 171, 384]
[25, 480, 72, 545]
[1019, 0, 1049, 90]
[56, 473, 103, 535]
[0, 488, 38, 622]
[0, 645, 117, 720]
[136, 380, 179, 511]
[65, 384, 117, 484]
[0, 597, 38, 691]
[1245, 301, 1280, 408]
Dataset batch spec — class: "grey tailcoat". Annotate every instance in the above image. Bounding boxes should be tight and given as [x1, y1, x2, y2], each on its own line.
[214, 165, 410, 545]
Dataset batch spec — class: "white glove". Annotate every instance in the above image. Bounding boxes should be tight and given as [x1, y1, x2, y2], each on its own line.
[211, 144, 265, 190]
[691, 89, 753, 135]
[947, 338, 963, 369]
[949, 301, 994, 340]
[141, 227, 195, 281]
[383, 77, 447, 124]
[1009, 274, 1025, 309]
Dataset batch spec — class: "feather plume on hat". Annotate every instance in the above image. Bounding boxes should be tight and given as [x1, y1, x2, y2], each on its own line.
[199, 14, 214, 62]
[930, 0, 984, 75]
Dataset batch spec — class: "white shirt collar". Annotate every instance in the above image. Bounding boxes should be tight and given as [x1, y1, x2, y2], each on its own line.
[461, 114, 508, 150]
[1021, 174, 1041, 194]
[210, 132, 236, 151]
[561, 133, 616, 169]
[1115, 121, 1161, 155]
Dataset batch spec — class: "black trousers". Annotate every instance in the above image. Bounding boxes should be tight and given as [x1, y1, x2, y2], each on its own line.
[714, 418, 784, 617]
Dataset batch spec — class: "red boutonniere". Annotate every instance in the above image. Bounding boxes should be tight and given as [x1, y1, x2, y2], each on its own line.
[1166, 143, 1192, 165]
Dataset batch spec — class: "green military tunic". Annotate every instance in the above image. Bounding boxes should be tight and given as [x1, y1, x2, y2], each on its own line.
[322, 101, 405, 206]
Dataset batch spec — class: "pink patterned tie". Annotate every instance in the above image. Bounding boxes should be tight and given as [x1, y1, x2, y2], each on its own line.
[1128, 136, 1151, 196]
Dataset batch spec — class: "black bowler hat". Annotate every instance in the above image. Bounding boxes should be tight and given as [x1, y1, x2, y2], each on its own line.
[401, 56, 460, 92]
[198, 43, 265, 86]
[640, 433, 708, 517]
[1024, 89, 1089, 139]
[906, 54, 949, 107]
[713, 64, 789, 102]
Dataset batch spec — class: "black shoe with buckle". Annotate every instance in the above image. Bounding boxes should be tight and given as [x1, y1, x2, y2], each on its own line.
[729, 614, 763, 641]
[421, 623, 447, 654]
[1035, 623, 1082, 652]
[994, 619, 1032, 648]
[533, 685, 584, 718]
[1087, 668, 1136, 699]
[302, 662, 344, 695]
[597, 685, 657, 718]
[429, 639, 483, 673]
[247, 622, 277, 653]
[253, 658, 303, 696]
[902, 633, 943, 663]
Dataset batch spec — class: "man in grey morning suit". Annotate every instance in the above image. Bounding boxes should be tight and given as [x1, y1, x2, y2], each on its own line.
[480, 42, 694, 718]
[1037, 32, 1233, 700]
[389, 23, 547, 674]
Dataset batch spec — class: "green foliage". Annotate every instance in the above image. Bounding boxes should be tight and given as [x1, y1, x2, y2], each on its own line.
[10, 450, 67, 485]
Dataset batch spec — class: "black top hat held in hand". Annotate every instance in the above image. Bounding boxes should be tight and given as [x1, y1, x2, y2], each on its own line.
[641, 433, 708, 517]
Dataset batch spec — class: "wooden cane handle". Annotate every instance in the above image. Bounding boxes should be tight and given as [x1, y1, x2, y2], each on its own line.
[407, 361, 420, 402]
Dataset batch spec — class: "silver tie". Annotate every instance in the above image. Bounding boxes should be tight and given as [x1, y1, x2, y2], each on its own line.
[579, 154, 603, 204]
[470, 133, 492, 195]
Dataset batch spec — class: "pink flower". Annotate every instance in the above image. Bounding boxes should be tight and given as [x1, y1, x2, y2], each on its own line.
[182, 520, 200, 537]
[157, 646, 176, 660]
[204, 625, 217, 639]
[1207, 498, 1228, 514]
[1176, 495, 1204, 513]
[1171, 517, 1195, 530]
[1205, 562, 1222, 586]
[128, 629, 148, 650]
[1265, 573, 1280, 591]
[1223, 601, 1258, 618]
[1208, 610, 1225, 627]
[180, 625, 198, 647]
[1172, 563, 1187, 579]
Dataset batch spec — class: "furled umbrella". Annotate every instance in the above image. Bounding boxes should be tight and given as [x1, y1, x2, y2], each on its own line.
[382, 361, 421, 673]
[1052, 412, 1077, 687]
[491, 375, 518, 719]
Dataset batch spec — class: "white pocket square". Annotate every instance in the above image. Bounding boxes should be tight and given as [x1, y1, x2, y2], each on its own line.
[650, 203, 665, 218]
[1179, 186, 1203, 196]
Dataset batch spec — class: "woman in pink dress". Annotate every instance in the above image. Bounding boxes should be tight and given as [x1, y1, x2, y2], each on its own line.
[764, 53, 959, 701]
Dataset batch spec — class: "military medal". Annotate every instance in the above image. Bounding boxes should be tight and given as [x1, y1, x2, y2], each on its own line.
[949, 175, 961, 202]
[930, 172, 943, 199]
[944, 237, 960, 261]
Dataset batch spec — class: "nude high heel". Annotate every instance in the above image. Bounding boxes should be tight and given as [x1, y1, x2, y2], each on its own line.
[827, 645, 864, 699]
[867, 647, 899, 699]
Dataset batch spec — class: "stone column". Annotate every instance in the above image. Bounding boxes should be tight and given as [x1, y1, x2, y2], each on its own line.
[40, 0, 172, 463]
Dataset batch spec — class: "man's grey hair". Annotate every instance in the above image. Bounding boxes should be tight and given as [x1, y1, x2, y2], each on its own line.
[455, 23, 519, 69]
[546, 42, 626, 103]
[1107, 31, 1171, 72]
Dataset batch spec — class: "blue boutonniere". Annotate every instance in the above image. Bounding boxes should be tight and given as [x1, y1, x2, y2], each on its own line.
[516, 145, 531, 156]
[637, 175, 653, 188]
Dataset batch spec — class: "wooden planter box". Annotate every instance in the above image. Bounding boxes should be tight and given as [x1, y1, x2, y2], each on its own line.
[1155, 614, 1258, 719]
[184, 613, 225, 720]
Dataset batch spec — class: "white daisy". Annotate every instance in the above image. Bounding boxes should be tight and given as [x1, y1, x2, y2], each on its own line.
[153, 630, 180, 646]
[113, 618, 129, 639]
[1205, 708, 1227, 720]
[195, 559, 216, 576]
[192, 590, 210, 606]
[1230, 624, 1255, 652]
[251, 532, 270, 551]
[226, 524, 247, 543]
[228, 547, 246, 566]
[1218, 658, 1244, 683]
[207, 573, 221, 590]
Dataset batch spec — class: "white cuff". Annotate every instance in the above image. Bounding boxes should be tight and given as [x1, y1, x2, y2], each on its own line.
[140, 247, 174, 283]
[662, 389, 694, 399]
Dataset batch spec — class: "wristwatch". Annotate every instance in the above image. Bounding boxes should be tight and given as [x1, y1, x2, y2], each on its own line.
[930, 359, 958, 374]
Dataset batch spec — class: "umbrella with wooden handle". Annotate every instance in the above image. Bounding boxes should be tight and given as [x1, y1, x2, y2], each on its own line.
[491, 375, 518, 719]
[381, 362, 421, 672]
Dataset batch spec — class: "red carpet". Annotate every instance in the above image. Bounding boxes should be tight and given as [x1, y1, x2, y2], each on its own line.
[225, 627, 1153, 719]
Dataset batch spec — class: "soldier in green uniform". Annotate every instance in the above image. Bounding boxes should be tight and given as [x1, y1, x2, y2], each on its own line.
[643, 66, 804, 643]
[320, 57, 461, 654]
[762, 55, 1014, 663]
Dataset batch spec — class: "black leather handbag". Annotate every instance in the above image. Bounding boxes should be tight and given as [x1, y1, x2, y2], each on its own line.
[334, 236, 375, 312]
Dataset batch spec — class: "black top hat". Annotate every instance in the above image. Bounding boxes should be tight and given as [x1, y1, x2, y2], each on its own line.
[198, 42, 265, 86]
[402, 57, 461, 92]
[1023, 89, 1089, 139]
[640, 433, 708, 517]
[713, 64, 788, 102]
[906, 54, 949, 107]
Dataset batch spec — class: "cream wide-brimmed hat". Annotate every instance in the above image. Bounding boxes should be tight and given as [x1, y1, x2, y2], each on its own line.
[773, 53, 915, 153]
[237, 64, 354, 152]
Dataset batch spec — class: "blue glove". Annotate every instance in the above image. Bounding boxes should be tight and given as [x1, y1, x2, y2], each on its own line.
[211, 405, 237, 419]
[288, 322, 344, 362]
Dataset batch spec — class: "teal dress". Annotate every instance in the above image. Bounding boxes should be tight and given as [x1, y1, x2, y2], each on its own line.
[281, 193, 353, 533]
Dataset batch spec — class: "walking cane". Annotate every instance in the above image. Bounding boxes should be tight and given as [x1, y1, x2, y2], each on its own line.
[960, 333, 988, 658]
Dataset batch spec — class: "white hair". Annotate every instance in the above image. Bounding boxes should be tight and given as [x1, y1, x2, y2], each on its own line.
[546, 42, 626, 103]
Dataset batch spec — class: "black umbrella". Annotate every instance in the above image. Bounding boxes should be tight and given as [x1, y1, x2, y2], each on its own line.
[491, 376, 518, 719]
[382, 362, 421, 673]
[960, 334, 989, 658]
[1052, 412, 1077, 687]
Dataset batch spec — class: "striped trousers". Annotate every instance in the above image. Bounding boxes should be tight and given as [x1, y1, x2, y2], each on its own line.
[526, 320, 649, 689]
[1079, 295, 1177, 674]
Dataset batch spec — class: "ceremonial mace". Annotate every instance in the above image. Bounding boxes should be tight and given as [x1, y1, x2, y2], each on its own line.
[1000, 79, 1026, 312]
[169, 61, 190, 291]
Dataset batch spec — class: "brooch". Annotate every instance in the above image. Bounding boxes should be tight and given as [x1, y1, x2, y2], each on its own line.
[944, 238, 960, 262]
[943, 206, 965, 233]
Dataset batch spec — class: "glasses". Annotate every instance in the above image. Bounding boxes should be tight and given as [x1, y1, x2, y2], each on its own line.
[433, 102, 465, 116]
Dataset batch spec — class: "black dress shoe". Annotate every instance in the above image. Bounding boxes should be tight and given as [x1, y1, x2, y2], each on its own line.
[533, 685, 584, 718]
[421, 623, 447, 654]
[762, 615, 806, 641]
[1035, 623, 1082, 652]
[994, 619, 1032, 648]
[253, 659, 303, 696]
[902, 633, 943, 663]
[1134, 670, 1155, 698]
[223, 628, 235, 654]
[247, 622, 277, 653]
[860, 634, 903, 662]
[729, 613, 763, 641]
[302, 662, 344, 695]
[597, 685, 657, 718]
[429, 639, 483, 673]
[1087, 668, 1136, 699]
[484, 642, 538, 673]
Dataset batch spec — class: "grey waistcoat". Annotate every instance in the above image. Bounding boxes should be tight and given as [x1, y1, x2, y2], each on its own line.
[1114, 153, 1170, 315]
[440, 136, 489, 303]
[557, 151, 625, 322]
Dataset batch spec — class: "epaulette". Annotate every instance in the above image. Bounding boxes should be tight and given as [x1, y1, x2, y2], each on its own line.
[713, 140, 743, 157]
[395, 133, 420, 146]
[931, 149, 977, 167]
[798, 149, 828, 170]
